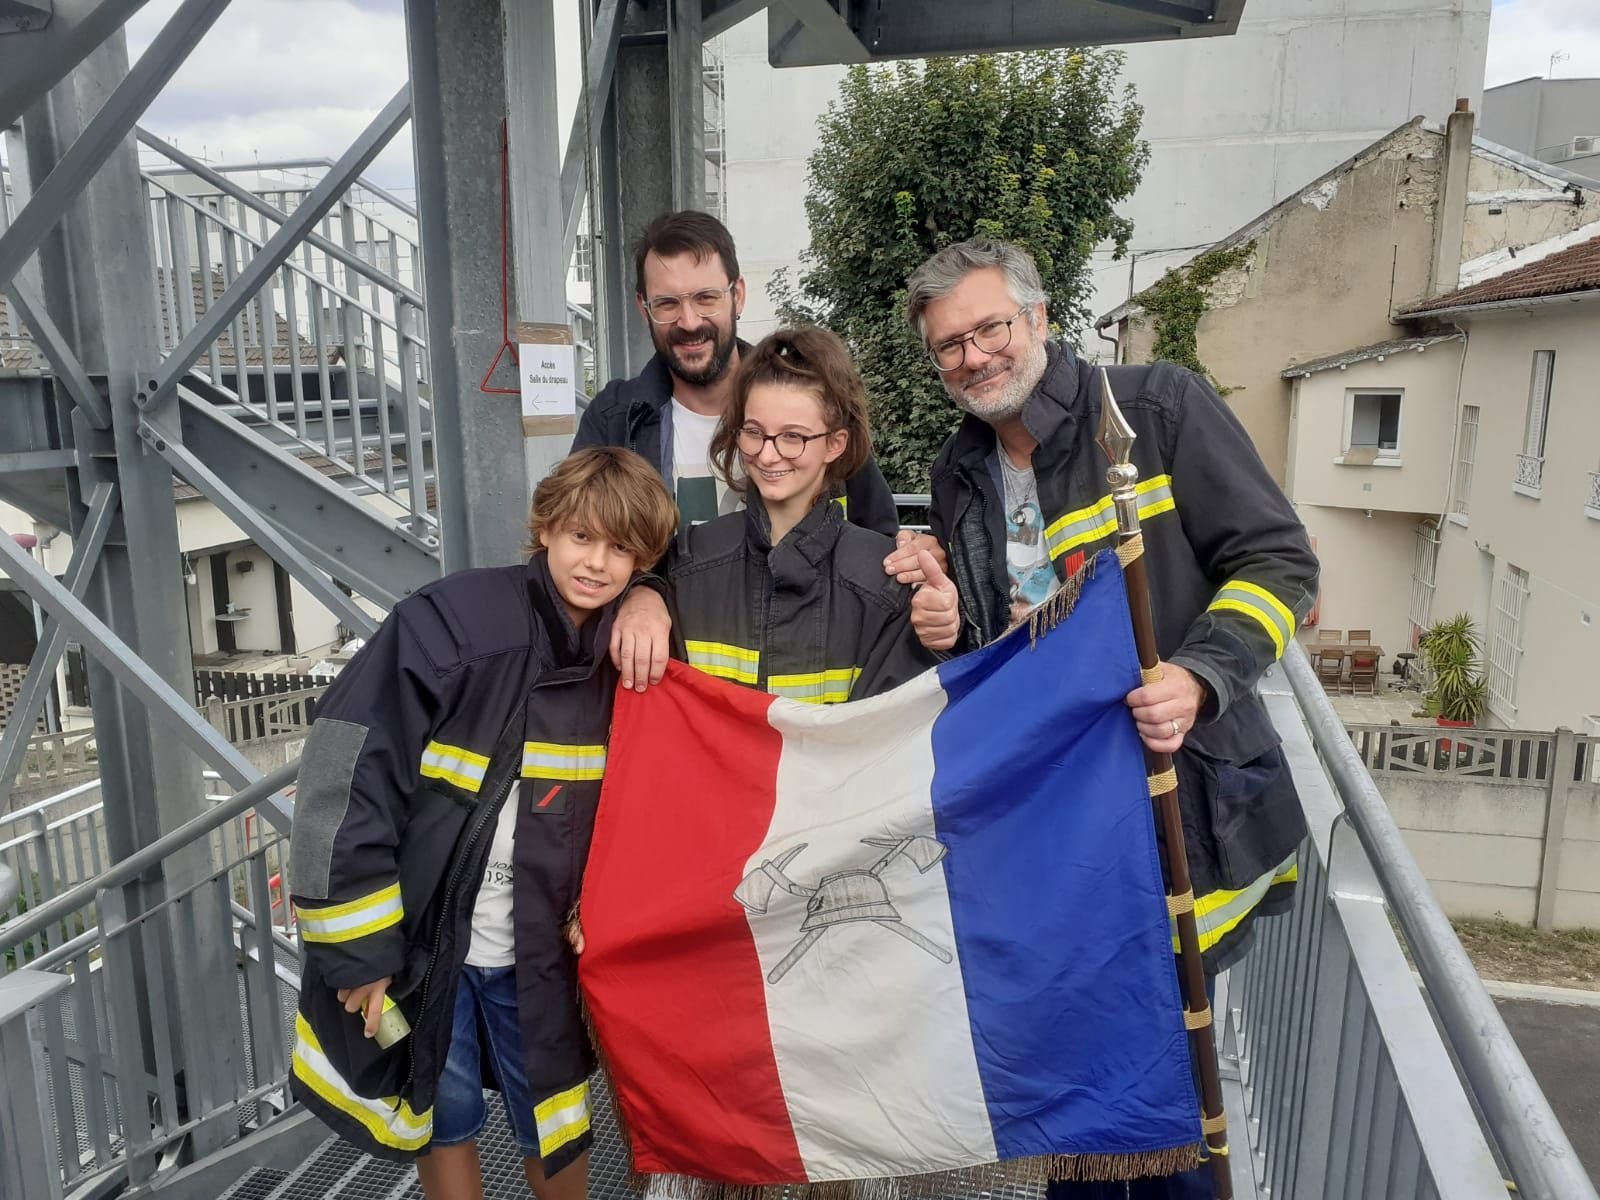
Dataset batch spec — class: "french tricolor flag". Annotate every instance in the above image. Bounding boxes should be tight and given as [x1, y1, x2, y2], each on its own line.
[580, 555, 1201, 1189]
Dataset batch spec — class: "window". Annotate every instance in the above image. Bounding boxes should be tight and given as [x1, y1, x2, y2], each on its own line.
[1450, 405, 1478, 522]
[1408, 520, 1440, 644]
[573, 232, 593, 284]
[1515, 350, 1554, 495]
[1341, 390, 1402, 464]
[1486, 562, 1529, 723]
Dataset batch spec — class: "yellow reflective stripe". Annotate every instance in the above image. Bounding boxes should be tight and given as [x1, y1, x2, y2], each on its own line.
[832, 495, 848, 514]
[419, 740, 490, 793]
[767, 667, 862, 704]
[1043, 476, 1175, 562]
[295, 882, 404, 944]
[1172, 855, 1298, 954]
[522, 742, 607, 781]
[292, 1014, 432, 1150]
[685, 640, 761, 685]
[534, 1080, 591, 1158]
[1208, 579, 1297, 658]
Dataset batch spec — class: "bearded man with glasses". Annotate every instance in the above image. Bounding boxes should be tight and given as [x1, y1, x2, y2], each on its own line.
[573, 211, 904, 689]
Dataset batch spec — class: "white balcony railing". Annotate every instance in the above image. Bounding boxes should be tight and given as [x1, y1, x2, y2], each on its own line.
[1515, 453, 1545, 492]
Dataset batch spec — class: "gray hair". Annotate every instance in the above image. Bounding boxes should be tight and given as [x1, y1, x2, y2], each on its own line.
[905, 237, 1049, 339]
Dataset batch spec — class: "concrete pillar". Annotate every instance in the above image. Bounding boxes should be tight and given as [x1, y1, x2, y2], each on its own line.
[1534, 727, 1577, 930]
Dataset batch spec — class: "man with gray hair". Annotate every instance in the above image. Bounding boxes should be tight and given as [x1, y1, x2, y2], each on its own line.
[889, 237, 1318, 1199]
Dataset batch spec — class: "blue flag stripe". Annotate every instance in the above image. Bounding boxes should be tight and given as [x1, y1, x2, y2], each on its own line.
[929, 555, 1200, 1158]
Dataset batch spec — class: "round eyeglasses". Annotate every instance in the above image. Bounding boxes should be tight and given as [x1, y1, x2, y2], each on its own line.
[736, 426, 832, 460]
[642, 284, 737, 325]
[927, 305, 1030, 372]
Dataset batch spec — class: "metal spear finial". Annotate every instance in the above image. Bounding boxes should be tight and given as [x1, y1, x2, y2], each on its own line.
[1095, 368, 1142, 535]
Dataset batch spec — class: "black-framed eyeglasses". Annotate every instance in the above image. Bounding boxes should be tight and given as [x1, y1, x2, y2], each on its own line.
[927, 305, 1031, 372]
[642, 284, 737, 324]
[736, 426, 832, 460]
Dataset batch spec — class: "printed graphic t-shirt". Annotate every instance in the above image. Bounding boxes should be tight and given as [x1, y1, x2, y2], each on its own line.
[671, 398, 741, 525]
[997, 450, 1058, 624]
[465, 796, 517, 967]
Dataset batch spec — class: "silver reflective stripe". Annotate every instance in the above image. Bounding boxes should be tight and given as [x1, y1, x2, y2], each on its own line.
[521, 742, 607, 781]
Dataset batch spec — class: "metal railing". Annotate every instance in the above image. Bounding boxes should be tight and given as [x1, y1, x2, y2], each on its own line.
[0, 764, 299, 1199]
[1228, 645, 1597, 1199]
[1514, 452, 1545, 491]
[200, 685, 329, 746]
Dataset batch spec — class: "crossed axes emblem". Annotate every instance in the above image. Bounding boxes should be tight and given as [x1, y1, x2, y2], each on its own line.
[734, 835, 953, 983]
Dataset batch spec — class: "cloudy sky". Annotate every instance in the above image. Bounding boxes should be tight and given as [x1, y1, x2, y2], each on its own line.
[108, 0, 1600, 192]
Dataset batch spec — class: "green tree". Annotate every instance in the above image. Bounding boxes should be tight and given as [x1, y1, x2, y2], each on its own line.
[771, 51, 1147, 492]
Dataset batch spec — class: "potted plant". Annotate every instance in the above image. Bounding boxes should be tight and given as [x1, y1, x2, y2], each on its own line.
[1418, 613, 1489, 732]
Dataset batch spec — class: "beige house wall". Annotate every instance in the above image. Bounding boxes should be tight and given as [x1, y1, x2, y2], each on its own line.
[1429, 304, 1600, 733]
[1297, 505, 1418, 657]
[1460, 153, 1600, 264]
[1287, 345, 1461, 514]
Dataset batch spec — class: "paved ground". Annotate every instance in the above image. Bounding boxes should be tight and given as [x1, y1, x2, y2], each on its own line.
[1495, 996, 1600, 1185]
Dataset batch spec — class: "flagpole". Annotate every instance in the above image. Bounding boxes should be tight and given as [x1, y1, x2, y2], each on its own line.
[1095, 367, 1233, 1199]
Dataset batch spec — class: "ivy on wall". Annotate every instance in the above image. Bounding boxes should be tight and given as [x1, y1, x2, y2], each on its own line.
[1139, 240, 1256, 385]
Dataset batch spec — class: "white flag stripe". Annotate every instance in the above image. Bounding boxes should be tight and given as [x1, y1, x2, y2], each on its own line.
[748, 672, 997, 1181]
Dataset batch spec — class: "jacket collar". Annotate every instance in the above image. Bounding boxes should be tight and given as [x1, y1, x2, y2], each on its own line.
[524, 552, 612, 671]
[939, 340, 1088, 474]
[744, 487, 847, 584]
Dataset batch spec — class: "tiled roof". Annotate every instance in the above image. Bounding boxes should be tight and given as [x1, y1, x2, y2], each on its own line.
[1406, 231, 1600, 313]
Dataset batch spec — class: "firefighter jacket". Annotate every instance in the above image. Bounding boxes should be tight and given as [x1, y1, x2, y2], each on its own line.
[667, 490, 943, 703]
[572, 344, 901, 540]
[928, 343, 1320, 971]
[286, 554, 633, 1169]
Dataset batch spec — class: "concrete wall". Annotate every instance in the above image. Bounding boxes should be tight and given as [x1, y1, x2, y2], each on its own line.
[1288, 344, 1461, 514]
[1382, 774, 1600, 929]
[1461, 148, 1600, 264]
[719, 0, 1491, 345]
[1429, 303, 1600, 733]
[1296, 505, 1419, 658]
[1480, 76, 1600, 166]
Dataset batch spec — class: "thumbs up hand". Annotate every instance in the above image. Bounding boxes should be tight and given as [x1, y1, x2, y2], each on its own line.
[910, 550, 961, 652]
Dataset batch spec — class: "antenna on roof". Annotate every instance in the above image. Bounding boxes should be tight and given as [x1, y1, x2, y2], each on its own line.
[1549, 50, 1570, 78]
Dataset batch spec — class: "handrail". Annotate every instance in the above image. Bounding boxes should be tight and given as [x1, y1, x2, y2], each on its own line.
[0, 761, 298, 955]
[1282, 642, 1597, 1200]
[0, 777, 102, 830]
[140, 152, 420, 220]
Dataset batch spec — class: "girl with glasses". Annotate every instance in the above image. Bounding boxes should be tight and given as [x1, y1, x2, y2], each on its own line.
[665, 326, 943, 704]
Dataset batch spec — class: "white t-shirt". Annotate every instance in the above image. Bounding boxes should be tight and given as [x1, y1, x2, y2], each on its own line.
[465, 796, 517, 967]
[671, 399, 741, 524]
[997, 451, 1058, 624]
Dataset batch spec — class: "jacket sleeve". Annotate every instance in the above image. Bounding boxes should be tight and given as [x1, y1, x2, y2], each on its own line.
[570, 383, 622, 452]
[852, 586, 947, 699]
[844, 457, 902, 538]
[287, 601, 464, 989]
[1164, 371, 1319, 720]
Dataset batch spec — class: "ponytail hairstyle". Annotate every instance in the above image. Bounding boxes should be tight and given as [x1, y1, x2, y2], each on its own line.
[709, 325, 873, 492]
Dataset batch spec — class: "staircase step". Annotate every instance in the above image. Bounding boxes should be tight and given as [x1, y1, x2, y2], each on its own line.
[217, 1167, 289, 1199]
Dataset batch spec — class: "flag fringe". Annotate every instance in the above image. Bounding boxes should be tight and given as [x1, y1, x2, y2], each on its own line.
[630, 1144, 1203, 1200]
[1025, 554, 1100, 646]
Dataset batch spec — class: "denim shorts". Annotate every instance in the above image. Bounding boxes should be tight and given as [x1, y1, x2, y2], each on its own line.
[432, 964, 540, 1157]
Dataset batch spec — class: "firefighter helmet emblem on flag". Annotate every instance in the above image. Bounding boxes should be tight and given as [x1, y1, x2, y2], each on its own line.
[734, 835, 953, 983]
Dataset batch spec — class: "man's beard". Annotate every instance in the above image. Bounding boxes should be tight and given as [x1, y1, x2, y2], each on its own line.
[657, 319, 738, 387]
[944, 334, 1048, 424]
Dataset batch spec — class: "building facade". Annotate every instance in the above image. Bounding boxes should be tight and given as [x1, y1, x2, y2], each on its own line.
[1481, 76, 1600, 174]
[717, 0, 1491, 345]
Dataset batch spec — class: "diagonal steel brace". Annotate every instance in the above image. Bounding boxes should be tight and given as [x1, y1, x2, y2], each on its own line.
[136, 417, 379, 638]
[0, 480, 117, 801]
[142, 85, 413, 410]
[0, 524, 289, 830]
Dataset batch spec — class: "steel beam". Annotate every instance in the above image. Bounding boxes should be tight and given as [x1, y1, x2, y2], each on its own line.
[0, 0, 233, 292]
[771, 0, 868, 64]
[176, 385, 440, 607]
[702, 0, 769, 39]
[504, 0, 574, 485]
[2, 280, 111, 428]
[1084, 0, 1212, 24]
[137, 419, 380, 638]
[144, 87, 412, 407]
[0, 449, 76, 472]
[0, 481, 116, 806]
[0, 528, 265, 797]
[561, 0, 621, 264]
[0, 0, 150, 129]
[134, 128, 424, 307]
[405, 0, 526, 571]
